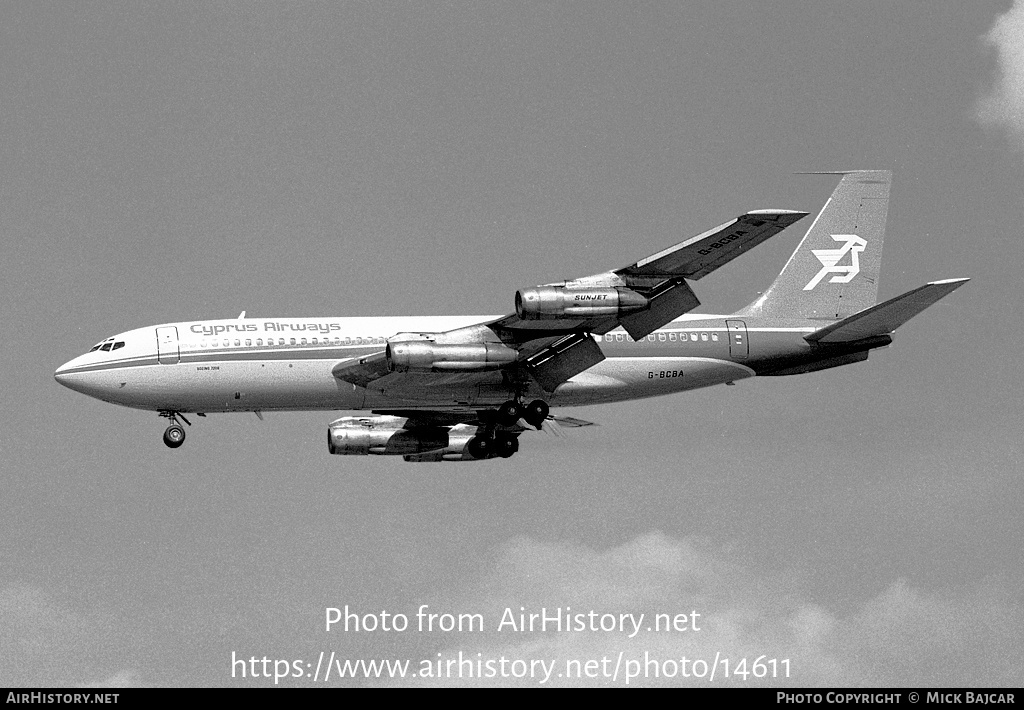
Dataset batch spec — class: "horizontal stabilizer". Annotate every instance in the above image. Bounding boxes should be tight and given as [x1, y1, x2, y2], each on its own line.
[805, 278, 969, 343]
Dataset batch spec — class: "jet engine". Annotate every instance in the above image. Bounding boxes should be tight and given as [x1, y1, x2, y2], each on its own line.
[327, 416, 448, 456]
[515, 286, 648, 320]
[401, 428, 478, 462]
[401, 426, 519, 462]
[386, 341, 517, 373]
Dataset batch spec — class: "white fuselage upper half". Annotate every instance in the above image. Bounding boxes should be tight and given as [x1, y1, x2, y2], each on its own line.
[54, 315, 758, 414]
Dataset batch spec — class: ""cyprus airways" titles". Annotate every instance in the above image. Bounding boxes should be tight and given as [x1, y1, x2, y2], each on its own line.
[190, 322, 343, 337]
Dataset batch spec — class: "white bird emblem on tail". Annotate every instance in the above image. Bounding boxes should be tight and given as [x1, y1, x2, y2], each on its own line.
[804, 234, 867, 290]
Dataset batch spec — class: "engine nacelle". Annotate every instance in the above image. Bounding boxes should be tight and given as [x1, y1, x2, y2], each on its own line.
[515, 286, 648, 320]
[402, 429, 479, 462]
[386, 341, 517, 373]
[328, 416, 448, 456]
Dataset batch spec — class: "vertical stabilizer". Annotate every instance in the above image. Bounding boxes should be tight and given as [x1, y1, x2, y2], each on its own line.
[739, 170, 891, 320]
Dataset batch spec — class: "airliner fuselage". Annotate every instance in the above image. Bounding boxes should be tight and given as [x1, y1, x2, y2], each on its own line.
[55, 314, 814, 414]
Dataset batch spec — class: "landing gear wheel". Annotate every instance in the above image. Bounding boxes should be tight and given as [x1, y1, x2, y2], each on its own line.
[497, 400, 524, 426]
[467, 435, 492, 460]
[163, 424, 186, 449]
[494, 435, 519, 459]
[523, 399, 549, 429]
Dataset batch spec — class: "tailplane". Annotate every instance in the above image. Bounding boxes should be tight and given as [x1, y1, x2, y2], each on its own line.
[739, 170, 891, 320]
[804, 278, 969, 343]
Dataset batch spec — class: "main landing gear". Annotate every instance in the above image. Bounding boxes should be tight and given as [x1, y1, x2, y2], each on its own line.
[466, 398, 549, 460]
[467, 432, 519, 460]
[497, 398, 549, 429]
[159, 411, 191, 449]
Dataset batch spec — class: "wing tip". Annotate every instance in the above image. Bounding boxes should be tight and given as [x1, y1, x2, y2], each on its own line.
[793, 169, 891, 175]
[928, 277, 970, 286]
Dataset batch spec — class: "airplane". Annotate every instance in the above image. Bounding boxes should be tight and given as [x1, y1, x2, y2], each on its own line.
[54, 171, 968, 462]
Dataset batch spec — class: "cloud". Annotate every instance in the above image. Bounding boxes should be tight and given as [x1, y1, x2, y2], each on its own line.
[381, 533, 1022, 687]
[0, 584, 144, 687]
[977, 1, 1024, 149]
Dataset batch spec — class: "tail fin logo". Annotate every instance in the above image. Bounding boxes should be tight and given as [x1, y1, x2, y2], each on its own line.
[803, 234, 867, 290]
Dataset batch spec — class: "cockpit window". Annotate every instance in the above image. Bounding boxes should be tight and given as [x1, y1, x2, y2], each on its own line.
[89, 337, 123, 353]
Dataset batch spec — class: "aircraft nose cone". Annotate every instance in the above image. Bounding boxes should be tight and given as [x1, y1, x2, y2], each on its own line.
[54, 356, 100, 396]
[54, 362, 72, 387]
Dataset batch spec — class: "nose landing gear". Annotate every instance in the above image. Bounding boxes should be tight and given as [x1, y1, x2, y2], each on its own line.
[163, 424, 186, 448]
[159, 411, 191, 449]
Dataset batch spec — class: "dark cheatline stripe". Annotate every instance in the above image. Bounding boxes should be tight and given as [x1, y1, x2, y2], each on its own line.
[57, 346, 382, 376]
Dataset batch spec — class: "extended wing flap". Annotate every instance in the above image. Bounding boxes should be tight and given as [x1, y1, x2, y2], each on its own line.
[620, 210, 808, 282]
[524, 332, 606, 392]
[805, 278, 970, 343]
[618, 278, 700, 340]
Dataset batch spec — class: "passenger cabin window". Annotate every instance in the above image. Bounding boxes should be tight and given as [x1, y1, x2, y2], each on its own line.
[659, 333, 666, 342]
[701, 333, 708, 341]
[712, 333, 719, 341]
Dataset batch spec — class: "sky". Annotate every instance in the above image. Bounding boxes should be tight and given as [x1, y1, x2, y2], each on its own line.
[1, 1, 1022, 688]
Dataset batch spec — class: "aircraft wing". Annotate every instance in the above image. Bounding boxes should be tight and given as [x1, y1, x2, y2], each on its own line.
[333, 355, 504, 398]
[490, 209, 807, 342]
[334, 208, 806, 393]
[618, 210, 809, 281]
